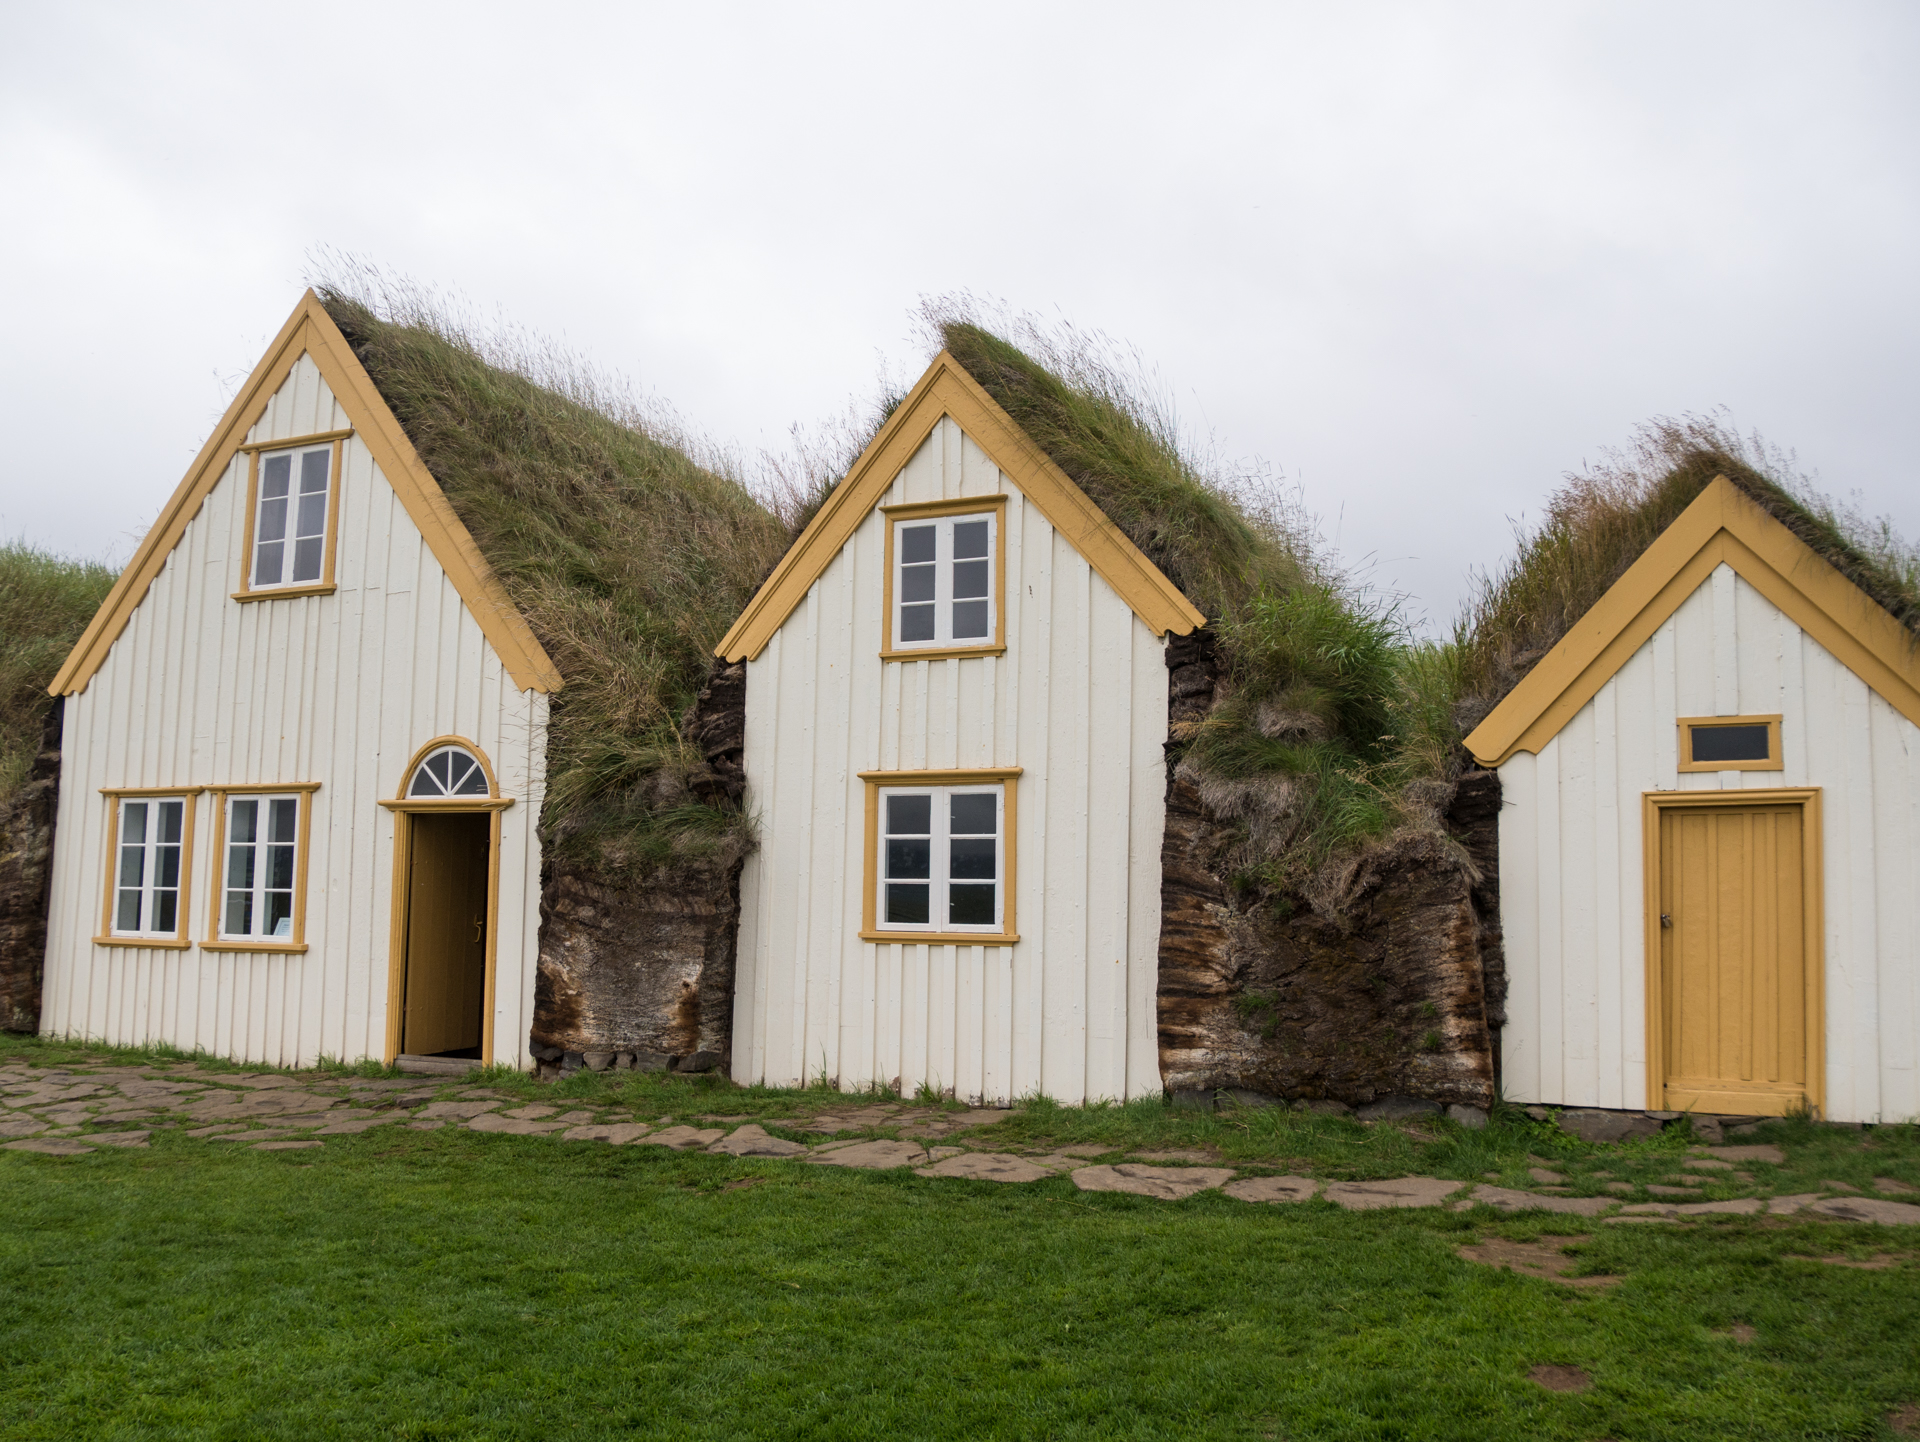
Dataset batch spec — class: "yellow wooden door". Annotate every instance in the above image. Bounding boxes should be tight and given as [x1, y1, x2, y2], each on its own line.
[1659, 803, 1809, 1115]
[402, 813, 490, 1056]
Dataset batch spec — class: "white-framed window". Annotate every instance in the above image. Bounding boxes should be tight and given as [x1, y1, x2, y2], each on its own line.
[407, 745, 491, 798]
[220, 794, 302, 940]
[878, 784, 1004, 931]
[892, 511, 996, 650]
[251, 443, 333, 589]
[112, 797, 186, 938]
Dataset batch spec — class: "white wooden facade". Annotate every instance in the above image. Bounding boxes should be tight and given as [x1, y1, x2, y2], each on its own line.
[41, 353, 549, 1068]
[1497, 564, 1920, 1123]
[733, 417, 1171, 1104]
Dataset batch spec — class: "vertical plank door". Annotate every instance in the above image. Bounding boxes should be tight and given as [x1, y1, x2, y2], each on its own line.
[403, 813, 490, 1055]
[1659, 804, 1809, 1115]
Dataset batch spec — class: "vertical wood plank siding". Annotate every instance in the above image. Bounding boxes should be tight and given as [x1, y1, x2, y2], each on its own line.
[41, 356, 549, 1067]
[1498, 565, 1920, 1122]
[734, 417, 1169, 1103]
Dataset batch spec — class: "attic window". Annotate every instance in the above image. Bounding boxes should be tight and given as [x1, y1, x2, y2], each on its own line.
[235, 431, 348, 601]
[1677, 715, 1782, 773]
[881, 497, 1007, 660]
[408, 745, 492, 798]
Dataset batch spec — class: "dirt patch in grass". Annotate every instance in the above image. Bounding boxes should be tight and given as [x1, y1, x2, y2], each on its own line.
[1789, 1252, 1910, 1270]
[1889, 1403, 1920, 1438]
[1527, 1363, 1593, 1393]
[1460, 1236, 1618, 1289]
[1714, 1323, 1757, 1342]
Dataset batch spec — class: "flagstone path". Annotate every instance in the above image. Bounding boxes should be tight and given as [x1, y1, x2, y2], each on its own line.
[4, 1058, 1919, 1226]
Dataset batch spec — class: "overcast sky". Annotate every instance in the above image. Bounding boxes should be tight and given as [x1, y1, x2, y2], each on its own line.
[4, 3, 1915, 632]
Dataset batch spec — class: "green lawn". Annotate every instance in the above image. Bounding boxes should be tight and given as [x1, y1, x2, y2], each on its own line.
[3, 1037, 1917, 1440]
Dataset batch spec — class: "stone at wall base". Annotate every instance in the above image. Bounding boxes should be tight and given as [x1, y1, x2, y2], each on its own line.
[1557, 1108, 1665, 1144]
[675, 1050, 723, 1074]
[1446, 1104, 1489, 1130]
[582, 1050, 615, 1072]
[1169, 1088, 1214, 1111]
[1224, 1088, 1283, 1108]
[1294, 1099, 1353, 1116]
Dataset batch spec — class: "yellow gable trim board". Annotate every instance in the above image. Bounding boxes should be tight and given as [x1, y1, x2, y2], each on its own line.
[50, 292, 562, 697]
[1464, 476, 1920, 766]
[715, 352, 1206, 662]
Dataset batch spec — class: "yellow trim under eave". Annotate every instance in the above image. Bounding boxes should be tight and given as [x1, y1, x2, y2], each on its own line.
[1464, 476, 1920, 766]
[49, 291, 562, 697]
[714, 351, 1206, 663]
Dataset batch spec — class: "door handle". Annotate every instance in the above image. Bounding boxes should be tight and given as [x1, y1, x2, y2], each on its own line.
[1660, 913, 1673, 928]
[472, 915, 486, 943]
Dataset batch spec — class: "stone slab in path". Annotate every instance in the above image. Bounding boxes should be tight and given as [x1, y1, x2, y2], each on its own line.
[1468, 1185, 1616, 1217]
[1621, 1198, 1766, 1218]
[467, 1113, 568, 1135]
[256, 1140, 324, 1151]
[807, 1140, 929, 1169]
[0, 1115, 46, 1137]
[1701, 1144, 1786, 1165]
[89, 1131, 150, 1147]
[916, 1152, 1055, 1183]
[1807, 1195, 1920, 1226]
[416, 1100, 502, 1120]
[561, 1122, 653, 1144]
[708, 1124, 809, 1158]
[1324, 1177, 1463, 1211]
[1072, 1164, 1234, 1200]
[639, 1126, 726, 1151]
[3, 1138, 94, 1155]
[1223, 1175, 1320, 1204]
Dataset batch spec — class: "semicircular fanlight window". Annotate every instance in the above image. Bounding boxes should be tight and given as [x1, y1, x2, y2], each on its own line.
[407, 745, 490, 798]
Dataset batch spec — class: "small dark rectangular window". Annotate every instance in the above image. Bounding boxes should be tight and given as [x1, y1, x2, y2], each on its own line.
[1690, 724, 1772, 763]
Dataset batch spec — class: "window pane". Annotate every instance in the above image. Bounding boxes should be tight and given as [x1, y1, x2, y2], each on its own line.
[950, 837, 996, 879]
[295, 487, 328, 538]
[122, 801, 148, 846]
[899, 604, 935, 642]
[291, 536, 324, 583]
[454, 762, 488, 794]
[116, 889, 142, 932]
[299, 448, 330, 494]
[225, 891, 252, 936]
[154, 890, 177, 934]
[952, 520, 990, 559]
[226, 843, 255, 890]
[158, 800, 182, 844]
[886, 838, 931, 880]
[885, 794, 930, 835]
[261, 454, 291, 497]
[266, 843, 296, 890]
[258, 494, 288, 543]
[900, 564, 937, 603]
[269, 798, 298, 843]
[408, 764, 439, 796]
[951, 559, 989, 598]
[156, 844, 180, 889]
[1691, 724, 1771, 763]
[230, 799, 258, 843]
[253, 539, 285, 587]
[267, 893, 294, 937]
[951, 601, 990, 639]
[950, 793, 996, 834]
[885, 884, 930, 925]
[427, 751, 452, 788]
[900, 525, 936, 564]
[949, 884, 996, 925]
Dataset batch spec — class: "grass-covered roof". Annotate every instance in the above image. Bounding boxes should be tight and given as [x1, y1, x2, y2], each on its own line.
[317, 285, 790, 875]
[1455, 415, 1920, 731]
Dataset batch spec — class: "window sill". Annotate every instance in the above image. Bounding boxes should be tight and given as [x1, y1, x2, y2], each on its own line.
[860, 930, 1019, 947]
[200, 940, 308, 954]
[880, 644, 1006, 663]
[232, 584, 337, 603]
[93, 935, 192, 950]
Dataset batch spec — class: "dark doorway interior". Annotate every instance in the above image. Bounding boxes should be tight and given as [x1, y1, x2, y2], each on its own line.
[402, 812, 490, 1059]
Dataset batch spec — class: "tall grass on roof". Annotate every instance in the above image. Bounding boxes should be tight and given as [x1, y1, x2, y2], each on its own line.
[924, 297, 1460, 915]
[313, 271, 790, 876]
[1, 542, 115, 801]
[1456, 413, 1920, 732]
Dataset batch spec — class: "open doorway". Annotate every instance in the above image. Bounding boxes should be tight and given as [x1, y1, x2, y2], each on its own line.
[401, 811, 491, 1058]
